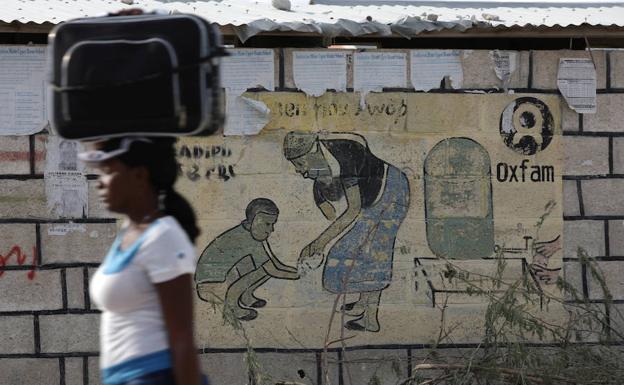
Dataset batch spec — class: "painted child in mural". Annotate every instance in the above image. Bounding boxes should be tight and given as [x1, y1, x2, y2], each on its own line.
[284, 131, 410, 332]
[194, 198, 299, 321]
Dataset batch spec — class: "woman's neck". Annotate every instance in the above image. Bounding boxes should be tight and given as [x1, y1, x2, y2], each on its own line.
[125, 196, 161, 228]
[128, 209, 162, 226]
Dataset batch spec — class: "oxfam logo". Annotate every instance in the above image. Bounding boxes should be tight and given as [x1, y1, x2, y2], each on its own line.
[499, 97, 554, 155]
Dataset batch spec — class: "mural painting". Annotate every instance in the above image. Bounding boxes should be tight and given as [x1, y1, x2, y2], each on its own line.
[195, 198, 298, 320]
[424, 137, 494, 260]
[176, 92, 563, 348]
[283, 131, 409, 332]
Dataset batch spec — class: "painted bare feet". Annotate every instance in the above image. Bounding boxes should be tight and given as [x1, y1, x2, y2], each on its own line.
[344, 313, 380, 332]
[238, 308, 258, 321]
[223, 302, 259, 321]
[340, 301, 365, 316]
[240, 292, 267, 308]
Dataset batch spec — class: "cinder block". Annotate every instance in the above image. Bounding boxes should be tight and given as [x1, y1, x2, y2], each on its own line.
[0, 179, 46, 218]
[461, 50, 529, 89]
[564, 220, 605, 258]
[0, 315, 34, 354]
[563, 136, 609, 175]
[608, 220, 624, 256]
[199, 353, 249, 385]
[0, 223, 36, 266]
[563, 302, 607, 342]
[584, 94, 624, 132]
[88, 357, 101, 385]
[609, 51, 624, 89]
[0, 358, 60, 385]
[342, 349, 408, 385]
[411, 346, 476, 362]
[320, 352, 341, 385]
[39, 314, 99, 353]
[33, 133, 48, 174]
[532, 50, 607, 90]
[0, 136, 30, 174]
[609, 303, 624, 341]
[0, 270, 63, 311]
[410, 347, 488, 380]
[66, 268, 85, 309]
[587, 261, 624, 300]
[581, 179, 624, 216]
[561, 99, 580, 132]
[612, 138, 624, 174]
[563, 261, 584, 301]
[256, 352, 318, 385]
[563, 180, 580, 216]
[65, 357, 84, 385]
[41, 223, 116, 264]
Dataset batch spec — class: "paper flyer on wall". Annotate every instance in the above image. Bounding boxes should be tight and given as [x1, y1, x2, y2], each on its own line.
[557, 58, 596, 113]
[410, 50, 464, 91]
[45, 171, 88, 218]
[353, 51, 407, 106]
[47, 223, 87, 236]
[293, 51, 347, 97]
[490, 50, 517, 87]
[220, 49, 275, 93]
[45, 135, 85, 173]
[0, 46, 47, 135]
[220, 49, 275, 135]
[223, 92, 272, 136]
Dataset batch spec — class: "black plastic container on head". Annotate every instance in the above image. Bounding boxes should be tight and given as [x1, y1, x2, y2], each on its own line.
[47, 13, 227, 140]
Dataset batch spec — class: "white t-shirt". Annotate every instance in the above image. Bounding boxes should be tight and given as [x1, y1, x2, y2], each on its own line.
[90, 216, 196, 385]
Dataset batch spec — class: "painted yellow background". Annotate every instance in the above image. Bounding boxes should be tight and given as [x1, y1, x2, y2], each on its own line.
[175, 93, 564, 348]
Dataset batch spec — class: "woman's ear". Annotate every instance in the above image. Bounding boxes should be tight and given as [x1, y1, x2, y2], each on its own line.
[132, 165, 151, 186]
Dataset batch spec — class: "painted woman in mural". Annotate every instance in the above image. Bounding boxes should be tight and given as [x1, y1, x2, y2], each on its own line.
[284, 131, 410, 332]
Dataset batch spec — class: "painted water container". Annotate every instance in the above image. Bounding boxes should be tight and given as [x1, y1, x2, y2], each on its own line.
[424, 138, 494, 259]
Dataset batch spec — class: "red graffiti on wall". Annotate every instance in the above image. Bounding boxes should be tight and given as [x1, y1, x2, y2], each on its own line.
[0, 246, 37, 280]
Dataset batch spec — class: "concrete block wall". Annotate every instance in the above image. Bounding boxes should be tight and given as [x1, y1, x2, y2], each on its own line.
[0, 48, 622, 385]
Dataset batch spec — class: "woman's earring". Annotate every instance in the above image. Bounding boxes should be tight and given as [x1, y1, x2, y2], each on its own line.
[158, 190, 166, 211]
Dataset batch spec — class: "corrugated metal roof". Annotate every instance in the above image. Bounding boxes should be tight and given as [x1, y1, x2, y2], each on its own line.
[3, 0, 624, 41]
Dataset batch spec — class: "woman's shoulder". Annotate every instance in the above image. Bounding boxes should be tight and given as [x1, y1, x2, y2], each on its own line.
[143, 216, 193, 249]
[134, 216, 196, 268]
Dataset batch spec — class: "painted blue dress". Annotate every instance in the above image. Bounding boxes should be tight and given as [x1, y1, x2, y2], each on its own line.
[314, 136, 410, 293]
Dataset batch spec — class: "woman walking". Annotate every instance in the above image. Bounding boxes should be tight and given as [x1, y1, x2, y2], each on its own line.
[81, 137, 206, 385]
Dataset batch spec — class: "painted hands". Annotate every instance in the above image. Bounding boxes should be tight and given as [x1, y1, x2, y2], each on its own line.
[535, 236, 562, 260]
[297, 240, 326, 274]
[529, 265, 561, 285]
[530, 235, 562, 285]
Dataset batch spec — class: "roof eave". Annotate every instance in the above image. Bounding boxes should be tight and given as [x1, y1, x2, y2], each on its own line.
[2, 20, 624, 41]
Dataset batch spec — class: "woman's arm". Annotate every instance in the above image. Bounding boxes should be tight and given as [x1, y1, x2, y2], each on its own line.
[302, 184, 362, 260]
[262, 243, 299, 278]
[156, 274, 202, 385]
[316, 183, 361, 247]
[317, 201, 337, 220]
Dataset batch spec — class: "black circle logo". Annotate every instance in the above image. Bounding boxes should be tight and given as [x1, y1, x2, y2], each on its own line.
[499, 97, 554, 155]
